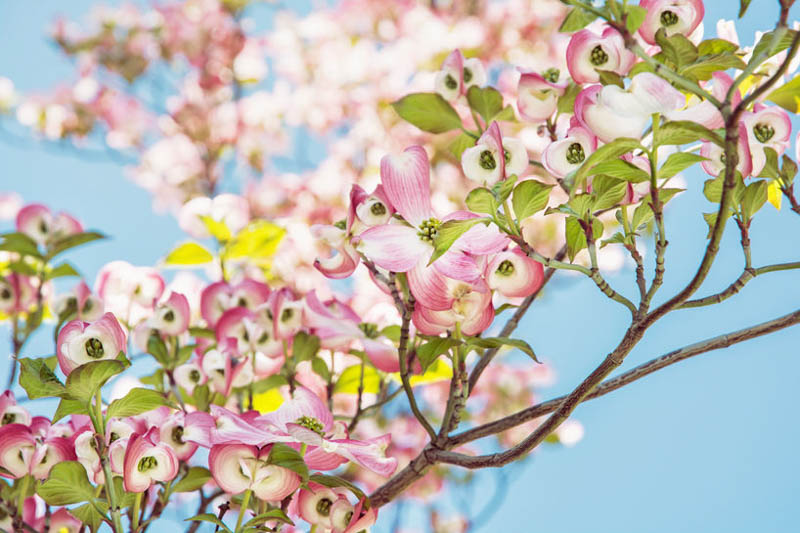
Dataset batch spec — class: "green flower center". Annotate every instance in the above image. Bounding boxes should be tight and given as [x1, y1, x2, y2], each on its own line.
[189, 369, 201, 383]
[296, 415, 325, 435]
[753, 123, 775, 143]
[479, 150, 497, 170]
[163, 309, 175, 322]
[542, 68, 560, 83]
[497, 259, 515, 276]
[316, 497, 333, 517]
[85, 337, 105, 358]
[417, 218, 441, 243]
[370, 202, 387, 216]
[257, 331, 270, 344]
[172, 425, 185, 445]
[137, 455, 158, 472]
[566, 143, 586, 165]
[463, 67, 473, 84]
[2, 413, 15, 425]
[358, 323, 378, 339]
[0, 288, 11, 300]
[237, 297, 248, 307]
[280, 308, 294, 322]
[445, 74, 458, 90]
[660, 10, 679, 26]
[590, 45, 608, 66]
[333, 219, 347, 230]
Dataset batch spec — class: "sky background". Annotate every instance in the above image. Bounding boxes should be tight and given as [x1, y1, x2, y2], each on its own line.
[1, 1, 799, 532]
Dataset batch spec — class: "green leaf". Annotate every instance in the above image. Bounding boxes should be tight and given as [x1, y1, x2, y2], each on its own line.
[185, 513, 232, 533]
[492, 174, 518, 203]
[750, 29, 798, 65]
[380, 325, 401, 342]
[416, 337, 460, 372]
[467, 336, 539, 363]
[164, 242, 214, 266]
[65, 357, 128, 403]
[739, 0, 752, 17]
[697, 38, 739, 57]
[37, 461, 96, 505]
[600, 231, 628, 249]
[250, 374, 288, 395]
[659, 152, 708, 179]
[70, 502, 108, 533]
[654, 121, 724, 147]
[147, 333, 170, 365]
[565, 216, 587, 262]
[200, 216, 232, 241]
[757, 147, 781, 179]
[597, 69, 624, 88]
[591, 176, 628, 210]
[47, 231, 105, 258]
[292, 331, 320, 362]
[309, 473, 366, 500]
[681, 53, 747, 82]
[465, 187, 497, 215]
[391, 93, 463, 133]
[466, 86, 504, 124]
[225, 221, 285, 260]
[7, 260, 37, 276]
[311, 356, 330, 381]
[244, 510, 295, 528]
[512, 179, 554, 220]
[45, 261, 80, 280]
[557, 83, 581, 115]
[189, 326, 216, 339]
[53, 397, 88, 422]
[559, 7, 597, 32]
[429, 217, 489, 265]
[106, 388, 173, 419]
[494, 105, 517, 122]
[449, 133, 475, 160]
[172, 467, 213, 493]
[624, 5, 647, 33]
[176, 344, 196, 366]
[766, 75, 800, 113]
[655, 28, 698, 69]
[782, 154, 798, 183]
[267, 443, 309, 481]
[568, 194, 594, 219]
[574, 138, 642, 187]
[589, 159, 650, 183]
[18, 357, 65, 399]
[334, 364, 380, 394]
[632, 200, 654, 229]
[702, 211, 719, 238]
[0, 233, 41, 257]
[741, 180, 768, 220]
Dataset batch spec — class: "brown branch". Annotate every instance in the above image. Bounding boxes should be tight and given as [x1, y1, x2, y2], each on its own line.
[449, 307, 800, 447]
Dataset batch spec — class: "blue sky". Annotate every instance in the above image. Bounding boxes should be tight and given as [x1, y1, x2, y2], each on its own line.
[1, 2, 799, 532]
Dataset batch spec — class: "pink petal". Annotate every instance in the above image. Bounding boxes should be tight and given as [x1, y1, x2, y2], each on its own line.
[356, 224, 429, 272]
[380, 146, 434, 226]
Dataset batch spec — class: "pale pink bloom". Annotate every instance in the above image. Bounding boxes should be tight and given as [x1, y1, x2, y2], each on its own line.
[700, 123, 753, 178]
[52, 281, 104, 322]
[178, 194, 251, 239]
[48, 508, 82, 533]
[742, 104, 792, 176]
[149, 291, 191, 336]
[95, 261, 165, 325]
[159, 411, 199, 461]
[297, 482, 350, 529]
[0, 422, 75, 480]
[0, 273, 37, 315]
[666, 72, 737, 130]
[517, 71, 566, 122]
[200, 278, 271, 327]
[123, 427, 179, 492]
[638, 0, 705, 45]
[0, 391, 31, 427]
[542, 125, 598, 179]
[209, 443, 301, 501]
[434, 49, 486, 101]
[485, 247, 544, 298]
[461, 122, 528, 185]
[15, 203, 83, 246]
[566, 26, 635, 84]
[412, 277, 494, 336]
[0, 192, 22, 220]
[312, 224, 361, 279]
[56, 312, 127, 375]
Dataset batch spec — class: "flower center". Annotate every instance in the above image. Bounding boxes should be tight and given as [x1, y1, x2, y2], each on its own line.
[753, 123, 775, 143]
[590, 45, 608, 66]
[163, 309, 175, 322]
[280, 307, 294, 322]
[444, 74, 458, 90]
[463, 67, 473, 84]
[1, 288, 12, 300]
[257, 331, 270, 344]
[370, 201, 387, 216]
[137, 455, 158, 472]
[479, 150, 497, 170]
[172, 425, 185, 445]
[660, 10, 679, 26]
[566, 143, 586, 165]
[417, 217, 441, 243]
[358, 323, 378, 339]
[542, 68, 560, 83]
[237, 297, 248, 307]
[296, 415, 325, 435]
[84, 337, 105, 358]
[497, 259, 515, 276]
[2, 413, 15, 425]
[189, 369, 201, 382]
[316, 497, 333, 517]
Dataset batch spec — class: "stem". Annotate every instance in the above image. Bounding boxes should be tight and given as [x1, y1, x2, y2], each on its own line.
[235, 489, 251, 533]
[132, 492, 143, 532]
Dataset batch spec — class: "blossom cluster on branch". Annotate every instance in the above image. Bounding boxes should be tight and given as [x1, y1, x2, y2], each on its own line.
[1, 0, 800, 532]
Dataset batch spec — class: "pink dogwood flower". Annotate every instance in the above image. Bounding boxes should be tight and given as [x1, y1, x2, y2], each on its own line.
[56, 312, 127, 375]
[461, 122, 528, 185]
[542, 125, 598, 179]
[208, 443, 301, 501]
[148, 291, 191, 336]
[638, 0, 705, 45]
[0, 391, 31, 427]
[200, 278, 271, 327]
[15, 203, 83, 246]
[0, 422, 75, 480]
[52, 281, 104, 322]
[485, 247, 544, 298]
[743, 104, 792, 176]
[123, 427, 179, 492]
[566, 26, 635, 85]
[517, 70, 567, 122]
[434, 49, 486, 101]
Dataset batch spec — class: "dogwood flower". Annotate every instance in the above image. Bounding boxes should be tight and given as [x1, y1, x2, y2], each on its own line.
[208, 443, 301, 501]
[700, 123, 754, 178]
[15, 203, 83, 246]
[461, 122, 528, 185]
[0, 422, 75, 480]
[148, 291, 191, 336]
[56, 312, 127, 375]
[638, 0, 705, 45]
[52, 281, 104, 322]
[542, 125, 598, 179]
[485, 247, 545, 298]
[0, 391, 31, 427]
[200, 278, 271, 328]
[566, 26, 635, 84]
[742, 104, 792, 176]
[434, 49, 486, 101]
[123, 427, 179, 492]
[517, 70, 566, 122]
